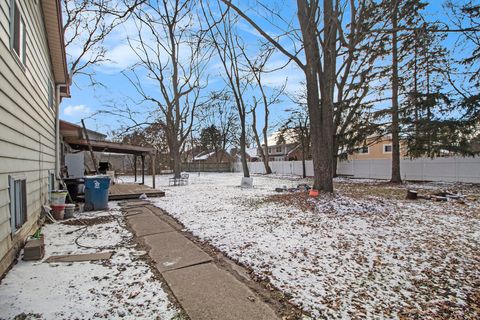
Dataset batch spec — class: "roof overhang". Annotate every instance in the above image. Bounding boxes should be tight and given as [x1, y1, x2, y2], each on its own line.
[41, 0, 70, 96]
[65, 139, 155, 156]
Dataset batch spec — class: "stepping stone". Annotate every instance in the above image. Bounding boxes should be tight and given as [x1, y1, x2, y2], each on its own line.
[163, 263, 279, 320]
[45, 252, 112, 263]
[126, 212, 175, 237]
[143, 232, 211, 272]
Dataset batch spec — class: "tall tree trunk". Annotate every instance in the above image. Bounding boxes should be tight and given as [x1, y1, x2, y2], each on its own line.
[332, 135, 339, 178]
[390, 1, 402, 183]
[170, 137, 181, 178]
[251, 107, 272, 174]
[332, 155, 338, 178]
[262, 115, 272, 175]
[173, 149, 181, 178]
[297, 0, 334, 192]
[301, 137, 306, 178]
[240, 120, 250, 177]
[320, 0, 335, 190]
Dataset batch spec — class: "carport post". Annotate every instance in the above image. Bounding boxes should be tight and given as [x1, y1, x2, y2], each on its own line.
[151, 152, 156, 189]
[134, 155, 137, 182]
[141, 154, 145, 185]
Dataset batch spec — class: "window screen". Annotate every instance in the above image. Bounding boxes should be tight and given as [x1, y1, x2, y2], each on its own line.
[9, 177, 27, 233]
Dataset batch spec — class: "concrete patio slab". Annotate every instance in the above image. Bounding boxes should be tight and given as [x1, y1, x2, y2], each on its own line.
[163, 262, 279, 320]
[126, 211, 175, 236]
[143, 232, 212, 272]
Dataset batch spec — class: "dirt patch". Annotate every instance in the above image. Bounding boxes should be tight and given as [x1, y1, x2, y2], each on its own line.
[13, 313, 42, 320]
[259, 192, 316, 212]
[62, 215, 115, 226]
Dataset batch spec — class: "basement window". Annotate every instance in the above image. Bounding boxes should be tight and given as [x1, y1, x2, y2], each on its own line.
[9, 176, 27, 233]
[10, 0, 26, 65]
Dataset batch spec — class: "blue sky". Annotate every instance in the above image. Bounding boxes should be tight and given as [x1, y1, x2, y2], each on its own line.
[60, 0, 473, 140]
[61, 0, 305, 138]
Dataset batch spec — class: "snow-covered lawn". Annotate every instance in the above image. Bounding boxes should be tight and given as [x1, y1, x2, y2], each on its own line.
[0, 205, 180, 320]
[132, 172, 480, 319]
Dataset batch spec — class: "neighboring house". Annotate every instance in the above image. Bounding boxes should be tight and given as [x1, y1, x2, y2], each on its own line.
[347, 135, 407, 160]
[245, 147, 260, 162]
[0, 0, 69, 274]
[261, 130, 299, 161]
[192, 150, 234, 164]
[285, 144, 308, 161]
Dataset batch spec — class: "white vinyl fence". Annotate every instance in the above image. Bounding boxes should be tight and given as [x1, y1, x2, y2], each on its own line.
[235, 157, 480, 183]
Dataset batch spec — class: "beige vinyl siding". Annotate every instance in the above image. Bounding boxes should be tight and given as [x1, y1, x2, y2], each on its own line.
[0, 0, 58, 275]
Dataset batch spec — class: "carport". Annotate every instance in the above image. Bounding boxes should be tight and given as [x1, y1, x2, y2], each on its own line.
[65, 138, 157, 189]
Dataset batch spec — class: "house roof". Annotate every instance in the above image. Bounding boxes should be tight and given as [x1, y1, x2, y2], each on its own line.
[193, 151, 216, 161]
[41, 0, 70, 95]
[266, 130, 297, 146]
[245, 147, 259, 158]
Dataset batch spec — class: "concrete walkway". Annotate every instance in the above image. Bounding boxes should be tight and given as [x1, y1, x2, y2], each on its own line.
[122, 201, 279, 320]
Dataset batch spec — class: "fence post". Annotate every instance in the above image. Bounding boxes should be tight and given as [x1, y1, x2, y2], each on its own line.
[454, 157, 458, 182]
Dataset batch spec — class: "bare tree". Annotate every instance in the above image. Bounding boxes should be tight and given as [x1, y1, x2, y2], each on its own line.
[280, 97, 311, 178]
[201, 1, 251, 178]
[125, 0, 210, 178]
[199, 91, 239, 162]
[63, 0, 145, 83]
[242, 46, 286, 175]
[215, 0, 338, 191]
[332, 0, 390, 176]
[390, 0, 402, 183]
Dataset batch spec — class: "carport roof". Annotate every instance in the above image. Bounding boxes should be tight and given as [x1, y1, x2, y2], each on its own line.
[65, 138, 155, 155]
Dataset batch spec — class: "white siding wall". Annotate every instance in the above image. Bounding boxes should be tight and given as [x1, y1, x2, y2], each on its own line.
[0, 0, 57, 274]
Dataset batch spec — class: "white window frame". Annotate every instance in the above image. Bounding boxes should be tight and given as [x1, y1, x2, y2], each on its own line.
[276, 146, 282, 153]
[8, 176, 27, 234]
[9, 0, 26, 66]
[383, 144, 393, 153]
[48, 170, 55, 201]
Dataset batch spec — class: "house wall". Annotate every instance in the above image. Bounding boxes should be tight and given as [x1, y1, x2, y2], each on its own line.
[263, 143, 297, 161]
[0, 0, 57, 275]
[348, 138, 407, 160]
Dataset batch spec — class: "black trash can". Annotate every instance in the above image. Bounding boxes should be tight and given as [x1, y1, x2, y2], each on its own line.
[64, 178, 84, 202]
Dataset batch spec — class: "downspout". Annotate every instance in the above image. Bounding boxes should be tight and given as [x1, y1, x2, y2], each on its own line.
[55, 84, 61, 179]
[55, 84, 69, 179]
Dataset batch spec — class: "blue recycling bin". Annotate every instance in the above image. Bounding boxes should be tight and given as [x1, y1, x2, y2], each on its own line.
[84, 176, 110, 211]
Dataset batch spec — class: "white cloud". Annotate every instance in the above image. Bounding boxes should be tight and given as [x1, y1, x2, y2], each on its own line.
[63, 104, 92, 117]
